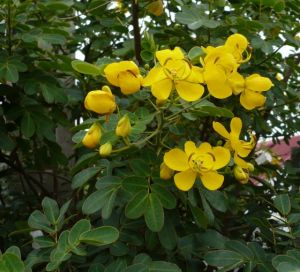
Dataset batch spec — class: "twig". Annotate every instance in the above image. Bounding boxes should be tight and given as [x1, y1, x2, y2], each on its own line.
[132, 0, 142, 65]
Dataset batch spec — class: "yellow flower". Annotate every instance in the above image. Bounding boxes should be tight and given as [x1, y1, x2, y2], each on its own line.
[104, 61, 142, 95]
[164, 141, 230, 191]
[84, 86, 116, 115]
[213, 117, 255, 168]
[160, 162, 174, 180]
[99, 142, 112, 157]
[116, 115, 131, 137]
[82, 123, 101, 149]
[233, 165, 249, 184]
[147, 0, 164, 16]
[224, 33, 251, 63]
[143, 47, 204, 102]
[241, 74, 273, 110]
[201, 46, 238, 99]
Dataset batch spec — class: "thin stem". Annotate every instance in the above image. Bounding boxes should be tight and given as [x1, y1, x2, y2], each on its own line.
[132, 0, 142, 64]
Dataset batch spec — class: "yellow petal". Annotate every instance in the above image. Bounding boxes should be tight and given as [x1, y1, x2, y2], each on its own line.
[234, 152, 249, 168]
[160, 162, 174, 180]
[212, 121, 230, 139]
[164, 59, 191, 80]
[212, 146, 231, 170]
[230, 117, 242, 139]
[240, 89, 266, 110]
[200, 171, 224, 190]
[118, 71, 141, 95]
[143, 66, 166, 86]
[228, 72, 245, 95]
[164, 148, 190, 171]
[225, 33, 248, 52]
[174, 169, 197, 191]
[175, 81, 204, 102]
[104, 61, 140, 86]
[84, 90, 116, 114]
[156, 47, 184, 65]
[185, 141, 197, 157]
[204, 66, 232, 99]
[245, 74, 273, 92]
[147, 0, 164, 16]
[186, 66, 204, 83]
[151, 78, 173, 100]
[198, 142, 212, 154]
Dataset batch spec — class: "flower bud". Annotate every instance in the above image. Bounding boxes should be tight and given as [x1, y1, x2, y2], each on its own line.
[116, 115, 132, 137]
[247, 163, 254, 172]
[233, 165, 249, 184]
[160, 162, 174, 180]
[275, 73, 283, 81]
[82, 123, 101, 149]
[84, 86, 116, 115]
[99, 142, 112, 157]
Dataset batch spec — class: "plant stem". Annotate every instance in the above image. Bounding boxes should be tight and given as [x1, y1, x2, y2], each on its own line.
[132, 0, 142, 65]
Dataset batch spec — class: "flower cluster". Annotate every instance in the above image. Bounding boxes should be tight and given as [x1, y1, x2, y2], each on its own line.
[79, 33, 273, 192]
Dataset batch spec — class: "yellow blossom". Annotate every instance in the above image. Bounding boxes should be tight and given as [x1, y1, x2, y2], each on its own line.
[143, 47, 204, 102]
[164, 141, 230, 191]
[104, 61, 142, 95]
[99, 142, 112, 157]
[82, 123, 101, 149]
[160, 162, 174, 180]
[84, 86, 116, 115]
[213, 117, 255, 168]
[224, 33, 251, 63]
[116, 115, 131, 137]
[233, 165, 249, 184]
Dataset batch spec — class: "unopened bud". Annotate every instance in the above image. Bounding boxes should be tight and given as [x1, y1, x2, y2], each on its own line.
[99, 142, 112, 157]
[160, 162, 174, 180]
[247, 163, 254, 172]
[116, 115, 131, 137]
[233, 165, 249, 184]
[82, 123, 101, 149]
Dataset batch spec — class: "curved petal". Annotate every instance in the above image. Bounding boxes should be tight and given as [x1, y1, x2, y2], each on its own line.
[84, 91, 116, 114]
[186, 66, 204, 83]
[245, 74, 273, 92]
[151, 78, 173, 100]
[228, 72, 245, 95]
[142, 67, 166, 86]
[174, 169, 197, 191]
[175, 81, 204, 102]
[230, 117, 242, 139]
[185, 141, 197, 158]
[204, 66, 232, 99]
[212, 146, 231, 170]
[198, 142, 212, 154]
[234, 152, 249, 168]
[156, 47, 184, 65]
[164, 148, 190, 171]
[104, 61, 139, 86]
[200, 171, 224, 190]
[119, 71, 141, 95]
[235, 140, 253, 158]
[240, 89, 266, 110]
[213, 121, 230, 139]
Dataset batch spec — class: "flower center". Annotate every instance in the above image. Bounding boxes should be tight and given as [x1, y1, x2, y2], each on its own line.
[188, 153, 215, 173]
[163, 59, 191, 81]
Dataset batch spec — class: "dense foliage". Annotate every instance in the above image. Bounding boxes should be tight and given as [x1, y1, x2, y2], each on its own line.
[0, 0, 299, 271]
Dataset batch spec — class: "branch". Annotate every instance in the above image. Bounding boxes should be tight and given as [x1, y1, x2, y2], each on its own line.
[132, 0, 142, 65]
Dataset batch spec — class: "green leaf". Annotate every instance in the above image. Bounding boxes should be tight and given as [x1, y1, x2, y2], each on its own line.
[28, 210, 54, 233]
[1, 253, 25, 272]
[72, 166, 102, 189]
[110, 241, 129, 257]
[79, 226, 119, 246]
[125, 190, 149, 219]
[203, 190, 227, 212]
[204, 250, 244, 267]
[101, 188, 118, 219]
[158, 218, 177, 250]
[149, 261, 181, 272]
[129, 159, 151, 176]
[133, 253, 152, 265]
[190, 205, 208, 229]
[69, 219, 91, 246]
[96, 176, 122, 190]
[141, 50, 154, 62]
[34, 236, 55, 248]
[188, 46, 204, 62]
[122, 176, 149, 194]
[287, 213, 300, 224]
[0, 62, 19, 82]
[277, 262, 300, 272]
[82, 187, 116, 214]
[5, 246, 21, 259]
[42, 34, 66, 45]
[272, 254, 300, 269]
[144, 193, 164, 232]
[151, 184, 176, 209]
[21, 112, 35, 138]
[42, 197, 60, 224]
[225, 240, 254, 260]
[71, 60, 102, 75]
[274, 194, 291, 215]
[125, 264, 147, 272]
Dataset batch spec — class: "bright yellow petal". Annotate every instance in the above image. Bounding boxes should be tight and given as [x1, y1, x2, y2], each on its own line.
[230, 117, 242, 140]
[84, 90, 116, 114]
[164, 148, 190, 171]
[200, 171, 224, 190]
[175, 81, 204, 102]
[225, 33, 248, 52]
[228, 72, 245, 95]
[198, 142, 212, 154]
[240, 89, 266, 110]
[245, 74, 273, 92]
[212, 146, 231, 170]
[142, 67, 166, 86]
[151, 78, 173, 100]
[118, 71, 141, 95]
[174, 169, 197, 191]
[235, 140, 253, 158]
[156, 47, 184, 65]
[104, 61, 139, 86]
[186, 66, 204, 83]
[234, 152, 249, 168]
[212, 122, 230, 139]
[204, 66, 232, 99]
[185, 141, 197, 157]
